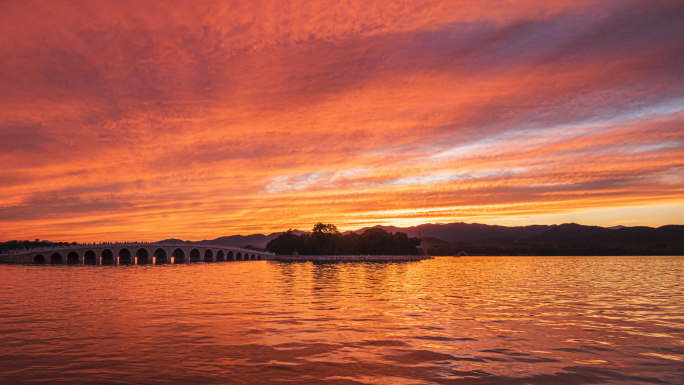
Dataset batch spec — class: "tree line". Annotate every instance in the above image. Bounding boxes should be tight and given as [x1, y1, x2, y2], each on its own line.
[266, 223, 421, 255]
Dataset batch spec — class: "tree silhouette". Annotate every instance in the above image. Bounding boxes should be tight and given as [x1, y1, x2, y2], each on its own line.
[266, 223, 420, 255]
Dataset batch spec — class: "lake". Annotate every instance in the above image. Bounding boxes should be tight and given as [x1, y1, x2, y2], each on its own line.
[1, 256, 683, 384]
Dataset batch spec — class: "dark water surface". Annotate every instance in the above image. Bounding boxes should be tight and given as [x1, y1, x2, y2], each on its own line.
[1, 256, 683, 384]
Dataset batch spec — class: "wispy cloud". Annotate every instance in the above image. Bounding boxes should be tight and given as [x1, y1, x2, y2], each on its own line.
[0, 0, 683, 241]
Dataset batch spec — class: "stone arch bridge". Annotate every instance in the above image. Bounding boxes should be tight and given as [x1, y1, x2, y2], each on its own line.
[6, 242, 275, 265]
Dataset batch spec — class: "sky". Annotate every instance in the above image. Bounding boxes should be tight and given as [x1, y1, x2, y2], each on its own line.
[1, 0, 683, 242]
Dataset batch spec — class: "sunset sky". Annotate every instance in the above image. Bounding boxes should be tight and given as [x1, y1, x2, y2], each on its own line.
[1, 0, 683, 242]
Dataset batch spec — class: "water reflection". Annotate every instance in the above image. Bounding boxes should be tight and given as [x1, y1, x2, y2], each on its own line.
[1, 256, 683, 384]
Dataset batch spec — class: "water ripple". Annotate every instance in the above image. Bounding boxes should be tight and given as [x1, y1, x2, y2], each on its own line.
[1, 256, 683, 384]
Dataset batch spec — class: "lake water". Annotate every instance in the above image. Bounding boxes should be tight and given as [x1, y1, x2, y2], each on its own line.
[1, 256, 683, 384]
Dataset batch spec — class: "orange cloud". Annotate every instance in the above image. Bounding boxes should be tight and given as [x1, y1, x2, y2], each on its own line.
[1, 0, 683, 241]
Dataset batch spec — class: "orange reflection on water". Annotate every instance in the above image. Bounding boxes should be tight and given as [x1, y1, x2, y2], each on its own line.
[1, 256, 683, 383]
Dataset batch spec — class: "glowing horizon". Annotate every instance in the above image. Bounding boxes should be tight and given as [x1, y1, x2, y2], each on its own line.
[1, 0, 683, 242]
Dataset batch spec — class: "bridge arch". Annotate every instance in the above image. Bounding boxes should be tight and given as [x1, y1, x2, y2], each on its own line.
[216, 250, 224, 262]
[101, 249, 114, 265]
[250, 253, 256, 261]
[34, 254, 46, 264]
[172, 248, 185, 264]
[84, 250, 96, 264]
[257, 255, 262, 260]
[227, 251, 234, 261]
[136, 248, 150, 264]
[118, 248, 132, 264]
[204, 249, 213, 262]
[236, 252, 243, 261]
[190, 248, 201, 262]
[67, 251, 80, 264]
[154, 248, 167, 264]
[50, 253, 63, 264]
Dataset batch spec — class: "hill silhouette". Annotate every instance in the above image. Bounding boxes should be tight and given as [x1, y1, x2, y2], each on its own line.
[160, 230, 308, 248]
[525, 224, 684, 246]
[352, 223, 552, 242]
[426, 223, 683, 256]
[158, 222, 683, 251]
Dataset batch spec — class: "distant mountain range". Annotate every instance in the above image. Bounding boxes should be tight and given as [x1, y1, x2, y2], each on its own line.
[523, 223, 683, 247]
[160, 230, 308, 248]
[352, 223, 553, 242]
[160, 222, 683, 248]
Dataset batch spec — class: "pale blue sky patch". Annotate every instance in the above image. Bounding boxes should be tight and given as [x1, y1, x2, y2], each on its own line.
[264, 172, 333, 193]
